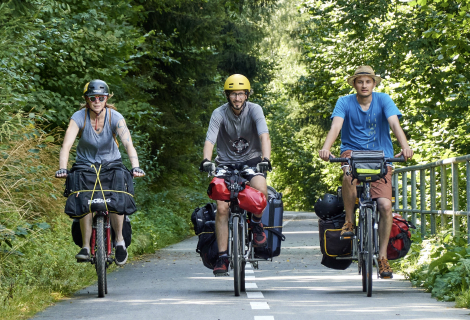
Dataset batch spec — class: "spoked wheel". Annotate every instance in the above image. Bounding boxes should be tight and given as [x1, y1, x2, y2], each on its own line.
[240, 220, 247, 292]
[96, 215, 107, 298]
[364, 208, 373, 297]
[233, 216, 242, 296]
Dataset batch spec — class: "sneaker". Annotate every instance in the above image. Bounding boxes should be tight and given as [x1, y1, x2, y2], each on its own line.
[75, 248, 90, 261]
[341, 221, 355, 237]
[250, 221, 267, 247]
[378, 257, 393, 279]
[213, 256, 229, 276]
[115, 245, 128, 266]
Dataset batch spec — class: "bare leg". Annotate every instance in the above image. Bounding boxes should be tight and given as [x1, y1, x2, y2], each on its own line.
[216, 200, 229, 252]
[80, 213, 93, 248]
[110, 213, 124, 243]
[342, 169, 357, 224]
[377, 198, 393, 259]
[248, 175, 268, 219]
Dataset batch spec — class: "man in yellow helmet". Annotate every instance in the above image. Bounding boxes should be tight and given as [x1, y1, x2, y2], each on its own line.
[200, 74, 272, 276]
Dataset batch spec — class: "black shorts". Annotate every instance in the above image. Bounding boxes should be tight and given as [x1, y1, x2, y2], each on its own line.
[217, 157, 267, 181]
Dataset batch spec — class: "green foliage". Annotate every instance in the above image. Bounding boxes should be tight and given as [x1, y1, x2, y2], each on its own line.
[393, 230, 470, 305]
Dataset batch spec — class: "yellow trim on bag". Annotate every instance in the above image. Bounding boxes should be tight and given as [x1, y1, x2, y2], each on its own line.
[68, 190, 134, 197]
[356, 169, 380, 174]
[324, 228, 352, 257]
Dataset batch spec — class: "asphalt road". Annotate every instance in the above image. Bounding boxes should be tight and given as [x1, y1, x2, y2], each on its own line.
[33, 211, 470, 320]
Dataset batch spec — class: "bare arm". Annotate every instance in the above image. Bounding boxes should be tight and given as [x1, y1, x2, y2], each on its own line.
[203, 140, 214, 161]
[260, 133, 271, 160]
[319, 116, 344, 161]
[116, 119, 141, 170]
[58, 120, 80, 174]
[388, 115, 413, 161]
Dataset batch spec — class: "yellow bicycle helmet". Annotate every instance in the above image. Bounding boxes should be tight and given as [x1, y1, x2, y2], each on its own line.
[224, 74, 250, 91]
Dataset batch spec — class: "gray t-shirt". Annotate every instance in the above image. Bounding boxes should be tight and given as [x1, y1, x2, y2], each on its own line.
[205, 102, 269, 164]
[71, 108, 124, 164]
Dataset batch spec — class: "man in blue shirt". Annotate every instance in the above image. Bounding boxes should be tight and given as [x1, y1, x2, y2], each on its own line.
[319, 66, 413, 278]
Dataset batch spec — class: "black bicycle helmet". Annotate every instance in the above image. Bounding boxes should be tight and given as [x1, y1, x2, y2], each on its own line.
[314, 193, 344, 219]
[83, 79, 109, 96]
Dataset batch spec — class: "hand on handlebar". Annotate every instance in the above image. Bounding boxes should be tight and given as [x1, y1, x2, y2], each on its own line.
[131, 167, 146, 177]
[319, 149, 333, 161]
[55, 168, 69, 178]
[200, 159, 215, 173]
[395, 148, 413, 161]
[256, 157, 272, 173]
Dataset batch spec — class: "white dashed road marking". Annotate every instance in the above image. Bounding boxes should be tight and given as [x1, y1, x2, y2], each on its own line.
[247, 292, 264, 298]
[254, 317, 275, 320]
[250, 302, 270, 310]
[246, 269, 255, 273]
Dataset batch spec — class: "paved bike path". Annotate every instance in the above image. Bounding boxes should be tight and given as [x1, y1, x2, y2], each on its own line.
[32, 211, 469, 319]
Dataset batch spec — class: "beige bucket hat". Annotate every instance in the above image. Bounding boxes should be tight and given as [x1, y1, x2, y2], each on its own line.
[347, 65, 382, 86]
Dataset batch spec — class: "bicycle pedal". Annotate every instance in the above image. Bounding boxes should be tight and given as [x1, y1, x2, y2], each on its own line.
[340, 235, 355, 241]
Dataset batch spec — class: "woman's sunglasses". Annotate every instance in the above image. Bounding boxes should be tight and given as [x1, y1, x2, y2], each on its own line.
[88, 96, 106, 102]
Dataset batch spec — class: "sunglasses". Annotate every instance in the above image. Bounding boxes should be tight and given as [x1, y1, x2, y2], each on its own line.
[88, 96, 106, 102]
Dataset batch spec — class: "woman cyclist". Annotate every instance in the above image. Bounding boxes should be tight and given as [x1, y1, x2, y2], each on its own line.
[55, 79, 145, 265]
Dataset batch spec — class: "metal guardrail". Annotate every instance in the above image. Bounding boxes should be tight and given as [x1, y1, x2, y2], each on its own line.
[392, 154, 470, 242]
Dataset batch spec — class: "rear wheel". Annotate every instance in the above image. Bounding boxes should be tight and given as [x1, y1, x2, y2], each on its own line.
[233, 216, 241, 296]
[96, 216, 106, 298]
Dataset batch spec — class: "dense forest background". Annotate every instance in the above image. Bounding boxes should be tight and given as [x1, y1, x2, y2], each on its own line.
[2, 0, 470, 318]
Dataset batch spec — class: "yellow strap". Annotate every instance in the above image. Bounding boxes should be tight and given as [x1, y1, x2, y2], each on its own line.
[90, 164, 109, 213]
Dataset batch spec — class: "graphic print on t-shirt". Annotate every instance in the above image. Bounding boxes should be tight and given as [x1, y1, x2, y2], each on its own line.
[231, 137, 250, 154]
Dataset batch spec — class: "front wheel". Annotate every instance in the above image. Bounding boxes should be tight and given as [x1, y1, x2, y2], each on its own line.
[233, 216, 242, 296]
[364, 208, 373, 297]
[96, 215, 107, 298]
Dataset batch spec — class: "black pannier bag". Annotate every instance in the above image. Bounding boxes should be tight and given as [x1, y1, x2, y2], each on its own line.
[350, 150, 387, 183]
[191, 203, 217, 235]
[196, 221, 219, 269]
[191, 203, 218, 269]
[71, 215, 132, 248]
[318, 213, 352, 270]
[64, 160, 136, 218]
[254, 186, 286, 260]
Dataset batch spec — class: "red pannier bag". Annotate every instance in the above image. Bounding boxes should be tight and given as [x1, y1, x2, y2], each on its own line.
[238, 185, 267, 215]
[207, 177, 230, 201]
[387, 213, 415, 260]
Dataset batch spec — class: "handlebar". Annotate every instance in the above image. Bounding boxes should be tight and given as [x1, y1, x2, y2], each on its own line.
[328, 155, 405, 163]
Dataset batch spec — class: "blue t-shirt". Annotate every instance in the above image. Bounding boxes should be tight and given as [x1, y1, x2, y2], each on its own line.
[331, 92, 402, 159]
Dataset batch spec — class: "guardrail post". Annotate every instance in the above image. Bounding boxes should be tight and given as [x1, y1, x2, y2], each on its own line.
[411, 170, 417, 228]
[430, 166, 436, 235]
[440, 165, 447, 230]
[467, 161, 470, 244]
[393, 173, 399, 211]
[402, 171, 408, 221]
[420, 169, 426, 238]
[452, 162, 460, 237]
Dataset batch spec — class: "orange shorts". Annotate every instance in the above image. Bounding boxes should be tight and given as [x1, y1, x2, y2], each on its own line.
[341, 150, 393, 201]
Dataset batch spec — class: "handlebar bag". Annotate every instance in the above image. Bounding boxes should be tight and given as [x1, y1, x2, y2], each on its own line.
[64, 160, 136, 218]
[207, 177, 231, 201]
[350, 150, 387, 183]
[238, 185, 267, 215]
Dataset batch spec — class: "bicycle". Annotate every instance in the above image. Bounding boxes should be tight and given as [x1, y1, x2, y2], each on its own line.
[329, 151, 404, 297]
[207, 164, 269, 296]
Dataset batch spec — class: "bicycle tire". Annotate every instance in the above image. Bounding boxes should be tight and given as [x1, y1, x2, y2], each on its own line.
[365, 208, 373, 297]
[233, 216, 241, 296]
[96, 215, 107, 298]
[240, 218, 246, 292]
